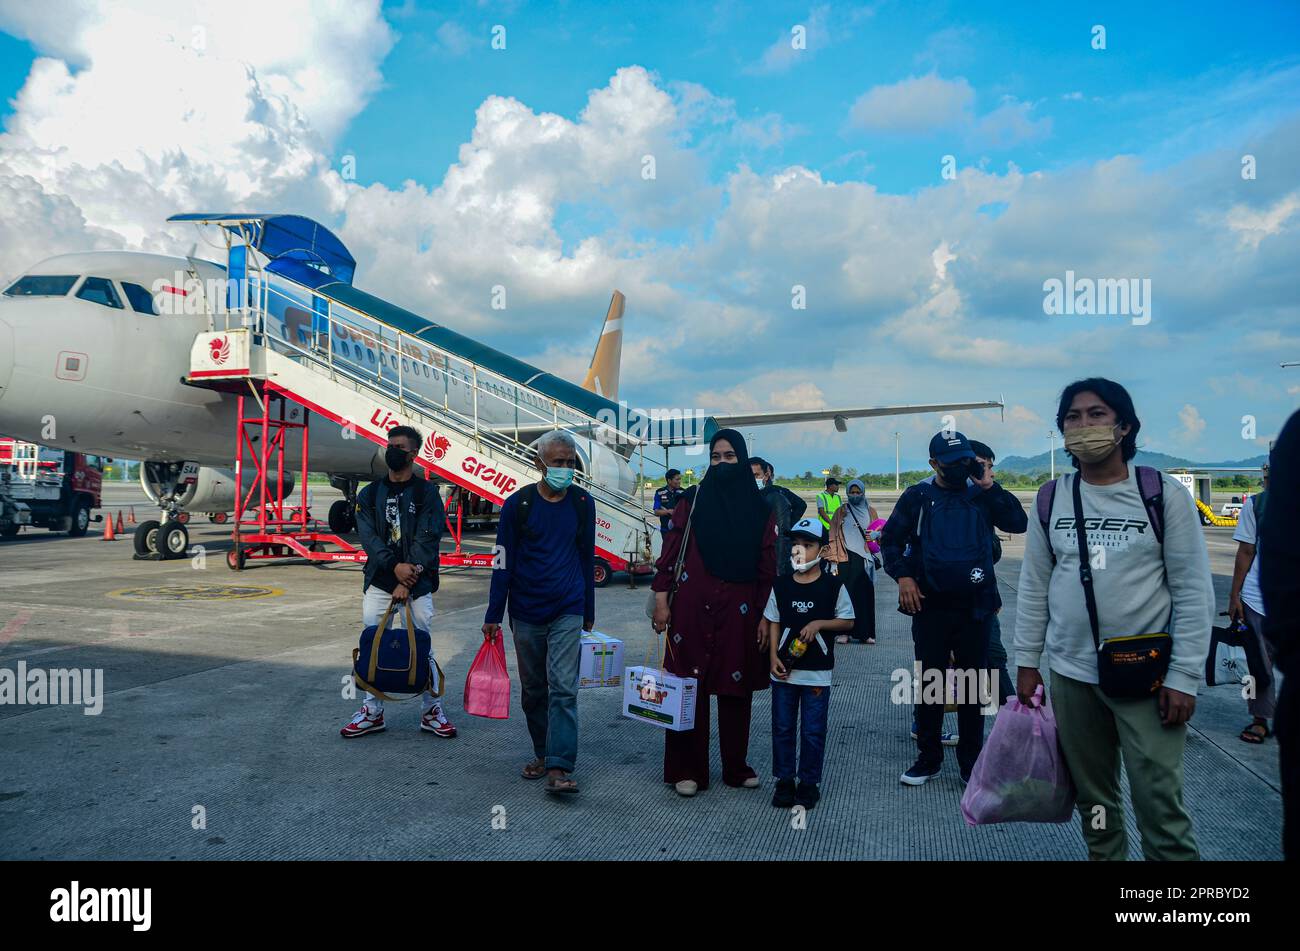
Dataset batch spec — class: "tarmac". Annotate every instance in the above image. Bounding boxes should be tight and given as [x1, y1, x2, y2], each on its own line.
[0, 483, 1284, 860]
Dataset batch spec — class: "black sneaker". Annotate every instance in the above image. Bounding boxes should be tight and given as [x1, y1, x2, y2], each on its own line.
[795, 782, 821, 810]
[900, 760, 942, 786]
[771, 778, 796, 808]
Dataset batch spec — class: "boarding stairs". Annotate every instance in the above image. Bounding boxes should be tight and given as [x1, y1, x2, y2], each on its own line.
[185, 273, 662, 579]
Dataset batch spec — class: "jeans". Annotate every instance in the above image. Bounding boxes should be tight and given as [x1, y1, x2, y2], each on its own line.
[911, 605, 990, 772]
[771, 680, 832, 785]
[511, 614, 583, 772]
[986, 613, 1014, 706]
[360, 586, 439, 714]
[1243, 603, 1278, 719]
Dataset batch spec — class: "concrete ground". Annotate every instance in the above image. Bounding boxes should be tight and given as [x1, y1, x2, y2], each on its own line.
[0, 483, 1283, 860]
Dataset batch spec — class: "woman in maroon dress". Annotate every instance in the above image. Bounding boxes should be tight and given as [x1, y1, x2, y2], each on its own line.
[651, 429, 777, 796]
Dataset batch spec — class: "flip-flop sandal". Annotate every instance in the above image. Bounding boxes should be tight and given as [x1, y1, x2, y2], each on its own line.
[545, 775, 579, 795]
[521, 758, 546, 780]
[835, 635, 850, 644]
[1240, 723, 1270, 744]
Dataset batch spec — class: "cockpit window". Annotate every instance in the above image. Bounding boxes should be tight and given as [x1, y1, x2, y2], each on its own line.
[4, 275, 79, 297]
[121, 282, 158, 315]
[75, 277, 124, 310]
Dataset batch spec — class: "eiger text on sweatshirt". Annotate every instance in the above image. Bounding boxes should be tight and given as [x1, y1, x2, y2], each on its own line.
[1014, 469, 1213, 696]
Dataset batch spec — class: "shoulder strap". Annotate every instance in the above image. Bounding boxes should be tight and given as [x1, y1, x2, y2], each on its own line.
[1071, 474, 1103, 649]
[569, 487, 588, 548]
[1036, 478, 1059, 565]
[513, 482, 539, 537]
[1135, 466, 1165, 545]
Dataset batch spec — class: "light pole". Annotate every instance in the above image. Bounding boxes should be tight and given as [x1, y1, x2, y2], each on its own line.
[1048, 432, 1056, 481]
[893, 432, 901, 490]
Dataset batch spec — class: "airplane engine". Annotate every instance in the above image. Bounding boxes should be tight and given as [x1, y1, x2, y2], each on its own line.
[573, 440, 637, 499]
[139, 463, 294, 513]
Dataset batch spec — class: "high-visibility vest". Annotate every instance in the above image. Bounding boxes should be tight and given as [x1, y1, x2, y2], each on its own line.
[816, 491, 841, 528]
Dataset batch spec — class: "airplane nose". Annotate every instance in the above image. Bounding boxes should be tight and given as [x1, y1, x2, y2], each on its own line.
[0, 317, 13, 402]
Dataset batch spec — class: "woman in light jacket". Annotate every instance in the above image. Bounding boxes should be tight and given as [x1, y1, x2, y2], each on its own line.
[824, 479, 879, 644]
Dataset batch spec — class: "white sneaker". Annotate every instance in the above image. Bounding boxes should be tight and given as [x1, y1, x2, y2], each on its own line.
[340, 704, 385, 738]
[420, 702, 458, 738]
[675, 780, 699, 797]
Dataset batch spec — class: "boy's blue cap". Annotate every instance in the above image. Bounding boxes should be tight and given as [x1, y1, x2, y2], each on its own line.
[789, 516, 827, 543]
[929, 430, 975, 464]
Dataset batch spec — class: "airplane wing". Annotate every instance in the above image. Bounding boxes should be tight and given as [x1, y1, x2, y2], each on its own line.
[714, 400, 1004, 432]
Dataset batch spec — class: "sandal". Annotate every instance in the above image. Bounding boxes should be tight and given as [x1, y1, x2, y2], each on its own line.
[1240, 722, 1270, 744]
[835, 635, 850, 644]
[545, 774, 579, 795]
[520, 757, 546, 780]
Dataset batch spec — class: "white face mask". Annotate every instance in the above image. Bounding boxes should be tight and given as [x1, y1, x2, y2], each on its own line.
[790, 554, 818, 573]
[755, 478, 766, 489]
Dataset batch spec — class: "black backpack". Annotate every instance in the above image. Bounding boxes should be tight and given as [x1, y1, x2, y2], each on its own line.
[914, 480, 996, 595]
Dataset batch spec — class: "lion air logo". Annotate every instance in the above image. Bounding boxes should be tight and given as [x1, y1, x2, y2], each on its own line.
[423, 431, 451, 461]
[208, 335, 231, 366]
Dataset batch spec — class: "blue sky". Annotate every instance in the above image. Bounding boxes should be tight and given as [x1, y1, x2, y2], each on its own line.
[0, 0, 1297, 473]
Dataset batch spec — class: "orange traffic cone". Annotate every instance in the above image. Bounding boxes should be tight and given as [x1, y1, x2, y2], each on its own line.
[115, 510, 125, 534]
[102, 512, 116, 541]
[128, 506, 137, 524]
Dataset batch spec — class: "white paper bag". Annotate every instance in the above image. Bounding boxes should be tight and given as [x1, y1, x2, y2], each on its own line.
[622, 665, 697, 731]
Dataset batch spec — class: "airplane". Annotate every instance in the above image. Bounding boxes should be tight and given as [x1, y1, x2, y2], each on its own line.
[0, 212, 1002, 562]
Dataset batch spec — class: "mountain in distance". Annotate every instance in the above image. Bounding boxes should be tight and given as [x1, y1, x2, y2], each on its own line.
[995, 448, 1269, 475]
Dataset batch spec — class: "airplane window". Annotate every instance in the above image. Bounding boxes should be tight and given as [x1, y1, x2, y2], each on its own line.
[367, 350, 375, 364]
[422, 365, 429, 377]
[75, 277, 124, 310]
[4, 274, 79, 297]
[121, 282, 159, 316]
[402, 359, 409, 373]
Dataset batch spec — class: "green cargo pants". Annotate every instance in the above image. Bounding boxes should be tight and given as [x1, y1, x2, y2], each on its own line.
[1051, 671, 1199, 861]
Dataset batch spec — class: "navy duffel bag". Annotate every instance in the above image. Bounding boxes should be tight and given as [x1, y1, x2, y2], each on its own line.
[352, 599, 440, 700]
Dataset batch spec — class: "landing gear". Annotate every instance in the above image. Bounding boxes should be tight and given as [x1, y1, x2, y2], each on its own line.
[132, 518, 188, 559]
[209, 512, 229, 524]
[160, 521, 189, 558]
[328, 498, 355, 534]
[134, 519, 161, 557]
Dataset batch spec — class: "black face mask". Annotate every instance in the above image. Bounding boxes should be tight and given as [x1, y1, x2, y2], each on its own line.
[939, 462, 972, 486]
[385, 446, 412, 472]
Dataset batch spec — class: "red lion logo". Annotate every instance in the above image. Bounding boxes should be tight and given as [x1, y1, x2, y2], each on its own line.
[208, 335, 231, 366]
[423, 432, 451, 461]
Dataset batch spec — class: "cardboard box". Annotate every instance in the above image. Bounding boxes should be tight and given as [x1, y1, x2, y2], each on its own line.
[579, 631, 624, 689]
[622, 665, 698, 731]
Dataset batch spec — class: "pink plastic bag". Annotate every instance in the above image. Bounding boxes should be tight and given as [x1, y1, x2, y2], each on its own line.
[866, 518, 886, 554]
[464, 631, 510, 719]
[960, 685, 1075, 825]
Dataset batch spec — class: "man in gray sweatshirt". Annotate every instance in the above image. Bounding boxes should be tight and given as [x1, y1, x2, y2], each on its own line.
[1016, 379, 1212, 861]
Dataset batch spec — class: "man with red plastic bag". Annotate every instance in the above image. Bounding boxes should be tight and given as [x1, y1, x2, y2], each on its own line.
[482, 430, 596, 796]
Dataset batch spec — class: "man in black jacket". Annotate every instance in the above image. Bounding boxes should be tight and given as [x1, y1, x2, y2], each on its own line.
[341, 425, 454, 739]
[1260, 409, 1300, 859]
[753, 456, 794, 577]
[882, 430, 1027, 786]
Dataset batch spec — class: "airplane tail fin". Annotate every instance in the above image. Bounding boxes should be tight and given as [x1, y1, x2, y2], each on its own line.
[581, 290, 624, 400]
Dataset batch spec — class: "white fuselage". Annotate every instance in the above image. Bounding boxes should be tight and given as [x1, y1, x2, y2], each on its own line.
[0, 250, 634, 496]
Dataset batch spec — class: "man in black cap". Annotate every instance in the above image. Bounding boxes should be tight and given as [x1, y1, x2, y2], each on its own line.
[881, 429, 1027, 786]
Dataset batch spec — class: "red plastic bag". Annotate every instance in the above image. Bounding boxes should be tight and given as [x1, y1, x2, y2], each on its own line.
[464, 631, 510, 719]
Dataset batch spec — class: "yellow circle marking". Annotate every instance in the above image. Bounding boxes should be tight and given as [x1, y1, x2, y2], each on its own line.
[108, 584, 284, 602]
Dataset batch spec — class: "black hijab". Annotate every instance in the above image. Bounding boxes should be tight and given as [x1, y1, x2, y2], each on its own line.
[683, 428, 771, 583]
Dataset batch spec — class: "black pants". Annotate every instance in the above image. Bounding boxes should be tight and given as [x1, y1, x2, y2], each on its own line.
[911, 604, 990, 772]
[842, 551, 876, 642]
[1278, 671, 1299, 860]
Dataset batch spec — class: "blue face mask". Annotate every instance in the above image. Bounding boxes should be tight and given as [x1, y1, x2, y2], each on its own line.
[544, 466, 575, 491]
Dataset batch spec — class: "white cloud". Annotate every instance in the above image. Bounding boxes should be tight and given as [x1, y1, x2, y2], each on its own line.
[434, 21, 474, 57]
[1175, 403, 1208, 445]
[848, 73, 974, 133]
[1225, 190, 1300, 249]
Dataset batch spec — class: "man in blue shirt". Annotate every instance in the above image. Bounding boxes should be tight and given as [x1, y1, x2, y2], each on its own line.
[482, 429, 596, 795]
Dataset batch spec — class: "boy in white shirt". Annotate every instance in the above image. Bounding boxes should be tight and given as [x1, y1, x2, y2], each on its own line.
[764, 517, 855, 810]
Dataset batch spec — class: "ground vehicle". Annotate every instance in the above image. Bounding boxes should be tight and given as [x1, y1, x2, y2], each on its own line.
[0, 438, 103, 538]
